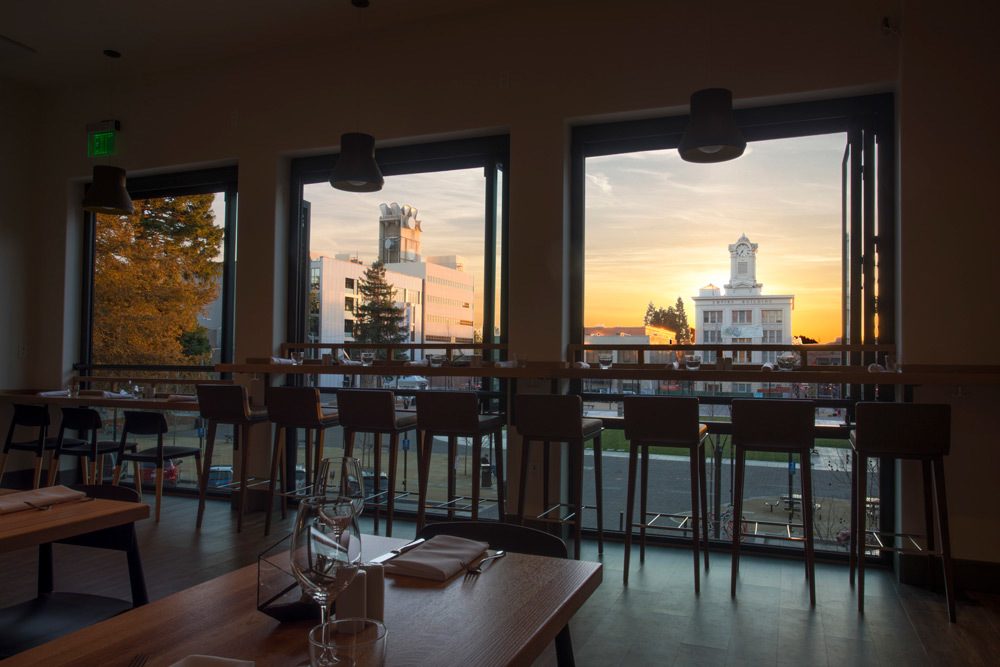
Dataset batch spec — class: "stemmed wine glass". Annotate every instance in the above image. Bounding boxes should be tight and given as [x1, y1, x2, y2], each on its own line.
[289, 457, 365, 627]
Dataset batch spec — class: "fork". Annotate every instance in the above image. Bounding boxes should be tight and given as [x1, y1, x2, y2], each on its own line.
[465, 550, 506, 577]
[127, 654, 149, 667]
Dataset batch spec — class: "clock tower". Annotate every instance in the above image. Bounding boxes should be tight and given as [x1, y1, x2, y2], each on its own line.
[378, 202, 422, 264]
[725, 233, 762, 295]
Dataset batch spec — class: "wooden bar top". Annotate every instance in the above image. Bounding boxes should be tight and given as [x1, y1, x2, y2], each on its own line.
[0, 391, 198, 412]
[1, 534, 603, 667]
[0, 496, 149, 554]
[216, 362, 1000, 386]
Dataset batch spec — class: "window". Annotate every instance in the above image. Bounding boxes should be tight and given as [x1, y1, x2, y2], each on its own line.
[762, 309, 782, 324]
[704, 311, 722, 324]
[702, 330, 722, 343]
[345, 296, 355, 312]
[762, 330, 782, 343]
[733, 337, 753, 364]
[345, 278, 355, 290]
[732, 310, 752, 324]
[344, 319, 354, 335]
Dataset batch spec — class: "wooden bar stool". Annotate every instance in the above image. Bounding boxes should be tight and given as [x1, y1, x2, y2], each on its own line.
[514, 394, 604, 560]
[414, 391, 505, 531]
[731, 399, 817, 606]
[53, 407, 137, 485]
[1, 404, 84, 489]
[196, 384, 270, 532]
[336, 389, 417, 537]
[264, 386, 340, 536]
[622, 396, 710, 590]
[850, 402, 955, 622]
[112, 411, 203, 522]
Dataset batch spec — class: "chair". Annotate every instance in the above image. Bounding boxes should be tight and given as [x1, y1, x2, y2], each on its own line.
[730, 399, 817, 606]
[337, 389, 417, 537]
[622, 396, 710, 590]
[415, 391, 505, 531]
[111, 411, 202, 522]
[0, 404, 85, 489]
[52, 407, 137, 486]
[264, 386, 340, 536]
[417, 521, 576, 667]
[514, 394, 604, 560]
[195, 384, 269, 532]
[0, 484, 147, 658]
[850, 402, 955, 621]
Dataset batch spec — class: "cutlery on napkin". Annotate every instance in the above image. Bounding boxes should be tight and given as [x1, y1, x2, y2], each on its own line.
[0, 486, 88, 515]
[382, 534, 488, 581]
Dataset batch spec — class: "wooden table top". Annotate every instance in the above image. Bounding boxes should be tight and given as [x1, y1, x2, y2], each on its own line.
[0, 495, 150, 554]
[1, 534, 602, 667]
[0, 391, 198, 412]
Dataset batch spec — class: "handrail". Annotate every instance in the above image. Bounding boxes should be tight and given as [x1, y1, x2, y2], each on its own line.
[567, 342, 895, 370]
[280, 341, 507, 363]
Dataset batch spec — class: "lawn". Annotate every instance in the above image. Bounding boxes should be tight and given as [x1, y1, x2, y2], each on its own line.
[592, 428, 848, 463]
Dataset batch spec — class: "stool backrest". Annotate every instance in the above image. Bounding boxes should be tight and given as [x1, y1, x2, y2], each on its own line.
[416, 391, 480, 433]
[731, 399, 815, 451]
[59, 407, 102, 432]
[122, 411, 168, 436]
[336, 389, 397, 431]
[197, 384, 250, 423]
[11, 404, 50, 427]
[266, 386, 325, 428]
[624, 396, 700, 445]
[515, 394, 584, 440]
[855, 402, 950, 457]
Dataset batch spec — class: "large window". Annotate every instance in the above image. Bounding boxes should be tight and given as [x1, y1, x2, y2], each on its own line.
[572, 95, 894, 556]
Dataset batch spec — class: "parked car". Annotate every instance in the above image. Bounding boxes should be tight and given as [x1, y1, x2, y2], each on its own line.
[396, 375, 429, 391]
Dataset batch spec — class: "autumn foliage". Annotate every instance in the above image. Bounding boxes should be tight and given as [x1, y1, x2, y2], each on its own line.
[92, 194, 223, 365]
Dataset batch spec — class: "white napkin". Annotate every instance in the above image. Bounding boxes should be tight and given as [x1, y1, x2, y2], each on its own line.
[167, 394, 197, 402]
[494, 360, 517, 368]
[761, 362, 775, 371]
[0, 486, 87, 515]
[405, 359, 429, 367]
[573, 361, 591, 369]
[37, 390, 70, 397]
[383, 534, 488, 581]
[340, 359, 363, 366]
[167, 657, 254, 667]
[270, 356, 296, 365]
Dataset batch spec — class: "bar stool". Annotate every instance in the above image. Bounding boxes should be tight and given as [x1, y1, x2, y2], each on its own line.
[850, 402, 955, 621]
[514, 394, 604, 560]
[731, 399, 817, 605]
[337, 389, 417, 537]
[53, 407, 137, 485]
[112, 411, 203, 522]
[264, 386, 340, 536]
[414, 391, 505, 531]
[1, 404, 85, 489]
[622, 396, 710, 590]
[196, 384, 270, 532]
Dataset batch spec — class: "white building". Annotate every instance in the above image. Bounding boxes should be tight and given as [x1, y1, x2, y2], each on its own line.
[693, 234, 794, 388]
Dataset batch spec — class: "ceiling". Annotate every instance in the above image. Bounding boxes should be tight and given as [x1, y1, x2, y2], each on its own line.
[0, 0, 507, 89]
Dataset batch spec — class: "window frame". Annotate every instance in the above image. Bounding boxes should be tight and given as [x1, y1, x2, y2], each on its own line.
[80, 166, 239, 370]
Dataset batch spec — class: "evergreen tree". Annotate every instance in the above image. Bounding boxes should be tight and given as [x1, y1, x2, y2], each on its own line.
[353, 261, 408, 353]
[642, 297, 691, 343]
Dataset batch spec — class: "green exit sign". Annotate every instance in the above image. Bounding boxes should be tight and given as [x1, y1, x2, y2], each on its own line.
[86, 120, 120, 158]
[88, 130, 117, 157]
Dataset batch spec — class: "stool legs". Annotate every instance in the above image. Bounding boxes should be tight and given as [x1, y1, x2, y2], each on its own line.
[386, 432, 399, 537]
[849, 448, 858, 586]
[516, 439, 530, 525]
[801, 450, 816, 606]
[857, 453, 867, 612]
[264, 425, 283, 536]
[493, 426, 505, 521]
[197, 420, 217, 529]
[593, 435, 604, 556]
[571, 439, 584, 560]
[639, 447, 649, 564]
[731, 447, 746, 598]
[623, 443, 639, 585]
[237, 423, 251, 533]
[471, 434, 483, 521]
[372, 433, 382, 534]
[700, 441, 710, 571]
[416, 429, 433, 532]
[932, 456, 957, 622]
[689, 443, 701, 594]
[447, 435, 458, 520]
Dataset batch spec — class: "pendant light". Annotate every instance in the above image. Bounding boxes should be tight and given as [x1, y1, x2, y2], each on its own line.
[678, 88, 746, 163]
[331, 132, 384, 192]
[83, 165, 134, 215]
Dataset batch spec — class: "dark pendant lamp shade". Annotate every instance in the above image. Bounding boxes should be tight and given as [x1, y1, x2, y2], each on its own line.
[82, 165, 134, 215]
[331, 132, 384, 192]
[678, 88, 746, 163]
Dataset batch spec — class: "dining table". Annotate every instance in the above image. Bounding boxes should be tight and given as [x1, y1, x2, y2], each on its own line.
[0, 534, 603, 666]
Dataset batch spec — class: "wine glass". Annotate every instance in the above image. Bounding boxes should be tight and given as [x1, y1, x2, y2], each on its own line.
[289, 495, 363, 627]
[597, 352, 613, 370]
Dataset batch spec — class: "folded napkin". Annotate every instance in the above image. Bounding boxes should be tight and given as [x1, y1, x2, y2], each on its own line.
[340, 359, 363, 366]
[761, 362, 775, 371]
[383, 534, 488, 581]
[167, 394, 197, 402]
[270, 356, 296, 365]
[167, 657, 254, 667]
[37, 389, 70, 397]
[573, 361, 591, 369]
[405, 359, 429, 367]
[0, 485, 87, 515]
[494, 360, 517, 368]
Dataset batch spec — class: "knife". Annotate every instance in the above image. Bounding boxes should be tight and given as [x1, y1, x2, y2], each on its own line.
[370, 538, 426, 564]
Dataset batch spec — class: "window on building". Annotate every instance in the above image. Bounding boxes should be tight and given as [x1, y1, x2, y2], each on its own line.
[345, 296, 355, 312]
[344, 319, 354, 335]
[762, 309, 782, 324]
[733, 337, 753, 364]
[732, 310, 752, 324]
[704, 311, 722, 324]
[345, 278, 355, 290]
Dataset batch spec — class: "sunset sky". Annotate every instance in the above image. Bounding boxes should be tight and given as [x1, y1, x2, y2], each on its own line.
[304, 131, 846, 343]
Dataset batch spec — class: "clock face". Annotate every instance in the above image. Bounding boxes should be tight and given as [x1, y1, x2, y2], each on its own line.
[736, 244, 750, 257]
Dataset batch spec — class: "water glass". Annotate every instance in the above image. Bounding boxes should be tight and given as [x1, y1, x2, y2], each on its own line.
[360, 352, 374, 367]
[597, 352, 613, 370]
[309, 618, 387, 667]
[684, 355, 702, 371]
[428, 354, 443, 368]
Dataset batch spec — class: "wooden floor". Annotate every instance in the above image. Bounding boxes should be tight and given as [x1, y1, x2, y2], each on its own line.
[0, 494, 997, 666]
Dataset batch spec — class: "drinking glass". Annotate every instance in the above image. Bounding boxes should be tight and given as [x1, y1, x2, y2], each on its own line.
[360, 352, 374, 367]
[597, 352, 613, 370]
[428, 354, 443, 368]
[684, 355, 702, 371]
[289, 495, 363, 627]
[309, 618, 387, 667]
